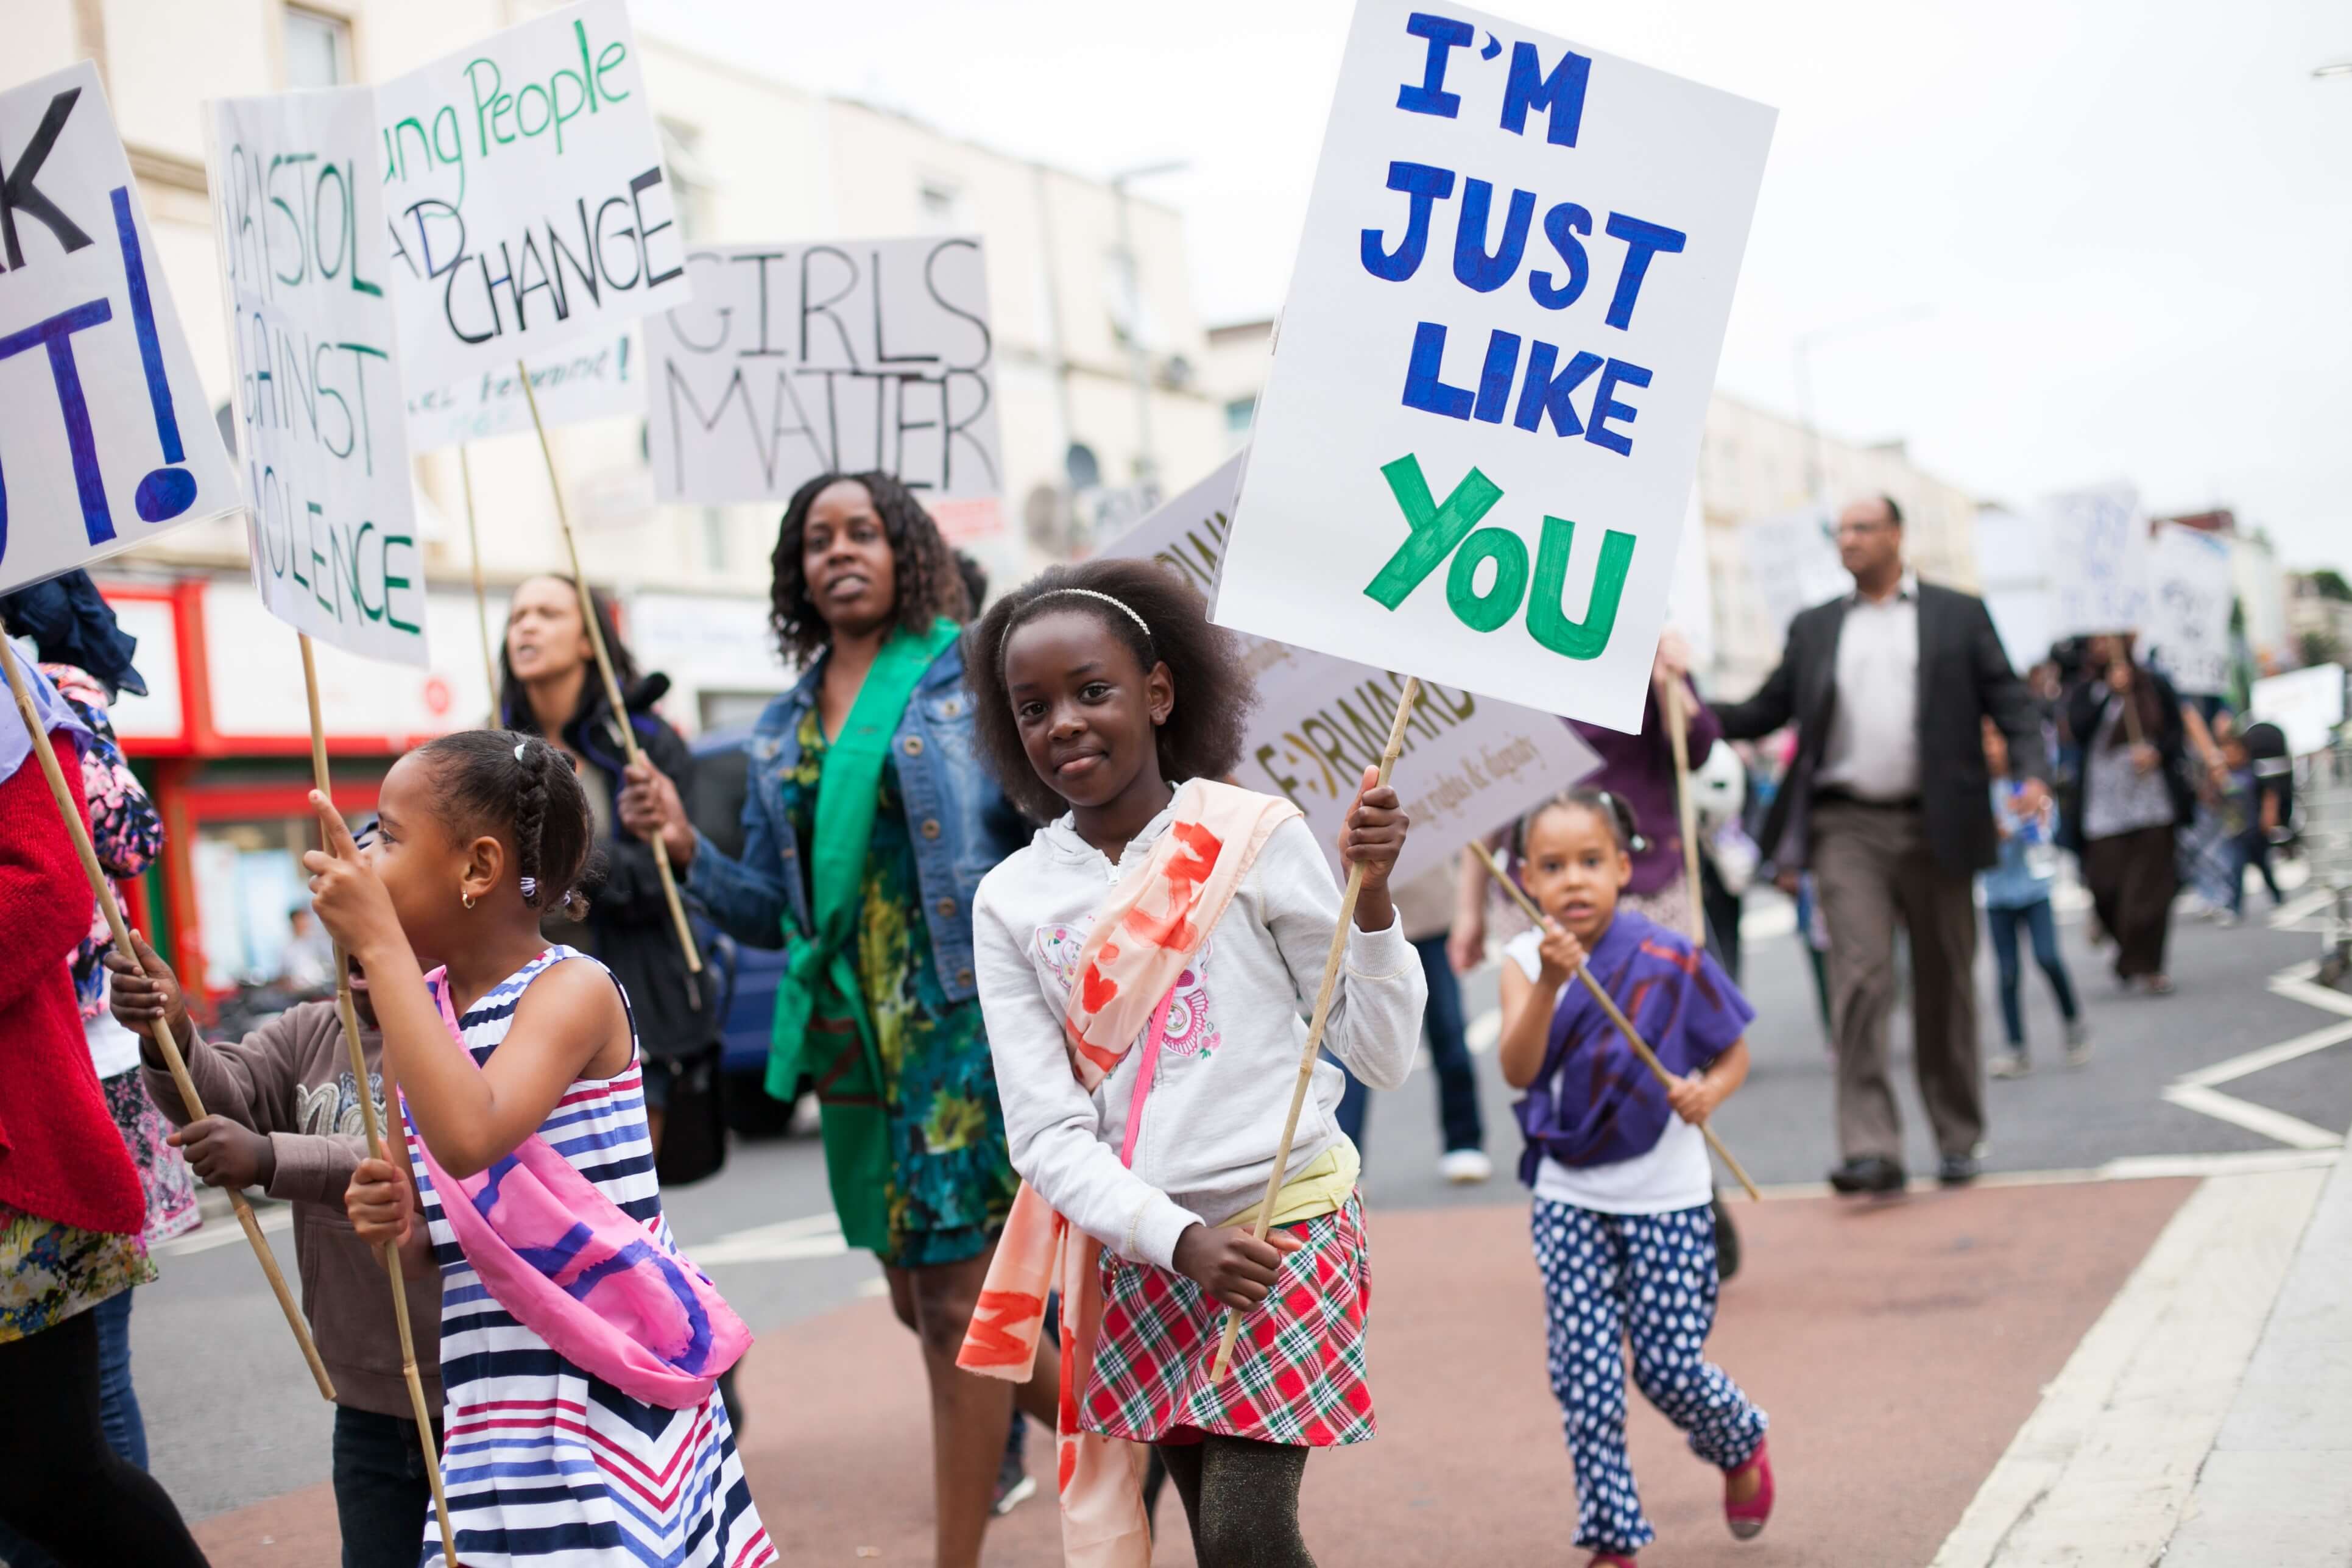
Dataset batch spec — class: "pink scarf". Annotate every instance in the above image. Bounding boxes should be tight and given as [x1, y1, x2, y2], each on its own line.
[408, 966, 751, 1410]
[958, 781, 1299, 1566]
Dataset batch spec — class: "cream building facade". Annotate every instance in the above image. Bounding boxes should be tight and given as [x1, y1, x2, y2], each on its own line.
[14, 0, 1229, 728]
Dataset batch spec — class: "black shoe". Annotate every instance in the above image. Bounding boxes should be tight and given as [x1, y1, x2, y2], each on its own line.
[1938, 1154, 1980, 1187]
[1828, 1156, 1905, 1195]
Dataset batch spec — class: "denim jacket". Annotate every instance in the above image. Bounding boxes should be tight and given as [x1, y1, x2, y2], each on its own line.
[685, 638, 1029, 1001]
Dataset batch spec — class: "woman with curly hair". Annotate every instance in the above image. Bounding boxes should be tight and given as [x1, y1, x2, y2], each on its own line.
[619, 471, 1053, 1565]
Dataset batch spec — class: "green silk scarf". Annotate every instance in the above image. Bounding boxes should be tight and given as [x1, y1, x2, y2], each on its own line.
[768, 617, 961, 1254]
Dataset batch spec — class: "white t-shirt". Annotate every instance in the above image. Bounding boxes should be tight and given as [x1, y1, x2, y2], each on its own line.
[1504, 930, 1714, 1215]
[85, 975, 142, 1079]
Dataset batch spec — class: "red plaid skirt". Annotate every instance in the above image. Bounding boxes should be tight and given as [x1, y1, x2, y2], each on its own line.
[1081, 1195, 1376, 1447]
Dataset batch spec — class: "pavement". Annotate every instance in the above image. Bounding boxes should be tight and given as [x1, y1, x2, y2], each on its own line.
[91, 874, 2352, 1563]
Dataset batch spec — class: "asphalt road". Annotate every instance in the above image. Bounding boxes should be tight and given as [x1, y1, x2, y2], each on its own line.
[125, 874, 2352, 1523]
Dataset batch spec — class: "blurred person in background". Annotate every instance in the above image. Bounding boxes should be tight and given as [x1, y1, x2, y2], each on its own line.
[2065, 634, 2202, 994]
[1714, 495, 2045, 1194]
[498, 574, 722, 1167]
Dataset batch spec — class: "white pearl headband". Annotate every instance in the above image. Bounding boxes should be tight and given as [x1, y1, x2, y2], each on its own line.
[1029, 587, 1150, 640]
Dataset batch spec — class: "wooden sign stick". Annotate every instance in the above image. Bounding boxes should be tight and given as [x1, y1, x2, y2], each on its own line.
[298, 637, 456, 1560]
[0, 637, 334, 1397]
[513, 359, 704, 992]
[1210, 677, 1421, 1382]
[458, 445, 500, 706]
[1663, 679, 1709, 948]
[1469, 841, 1762, 1202]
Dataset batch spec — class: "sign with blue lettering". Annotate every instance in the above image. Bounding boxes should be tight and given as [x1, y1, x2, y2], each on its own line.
[0, 63, 240, 595]
[1212, 1, 1773, 731]
[210, 88, 429, 666]
[374, 0, 691, 390]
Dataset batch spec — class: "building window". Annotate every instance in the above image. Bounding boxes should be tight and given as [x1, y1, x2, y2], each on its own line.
[919, 179, 964, 232]
[658, 120, 716, 242]
[1224, 396, 1256, 439]
[701, 507, 728, 573]
[283, 5, 350, 88]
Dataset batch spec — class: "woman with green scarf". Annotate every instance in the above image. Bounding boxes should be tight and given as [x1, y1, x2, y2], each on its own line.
[621, 471, 1053, 1564]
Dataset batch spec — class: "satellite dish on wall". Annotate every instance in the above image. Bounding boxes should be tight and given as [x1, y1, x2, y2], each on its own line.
[1065, 442, 1101, 492]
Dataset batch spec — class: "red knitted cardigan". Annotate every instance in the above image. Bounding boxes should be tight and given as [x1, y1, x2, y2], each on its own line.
[0, 730, 144, 1236]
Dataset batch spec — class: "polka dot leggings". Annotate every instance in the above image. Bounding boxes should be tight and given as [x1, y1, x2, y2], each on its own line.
[1530, 1198, 1768, 1555]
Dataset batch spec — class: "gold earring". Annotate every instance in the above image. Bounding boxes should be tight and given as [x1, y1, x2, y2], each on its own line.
[461, 889, 478, 910]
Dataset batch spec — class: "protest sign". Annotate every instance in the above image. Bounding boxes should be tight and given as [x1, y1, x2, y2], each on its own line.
[406, 330, 637, 450]
[1662, 484, 1715, 674]
[1737, 506, 1846, 638]
[1212, 0, 1775, 733]
[1974, 504, 2055, 669]
[2252, 663, 2345, 758]
[210, 88, 427, 666]
[2039, 482, 2148, 641]
[375, 0, 690, 389]
[644, 237, 1001, 505]
[2141, 522, 2233, 697]
[1108, 453, 1598, 885]
[0, 63, 240, 593]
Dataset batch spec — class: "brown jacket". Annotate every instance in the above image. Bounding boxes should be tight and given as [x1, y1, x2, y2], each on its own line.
[143, 1001, 440, 1419]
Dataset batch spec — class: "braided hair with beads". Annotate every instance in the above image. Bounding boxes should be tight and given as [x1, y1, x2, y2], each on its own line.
[417, 730, 599, 919]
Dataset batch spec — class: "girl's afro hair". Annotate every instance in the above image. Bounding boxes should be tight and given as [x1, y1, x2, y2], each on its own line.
[962, 557, 1257, 822]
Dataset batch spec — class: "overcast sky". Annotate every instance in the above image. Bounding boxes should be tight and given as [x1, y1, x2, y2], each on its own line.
[634, 0, 2352, 569]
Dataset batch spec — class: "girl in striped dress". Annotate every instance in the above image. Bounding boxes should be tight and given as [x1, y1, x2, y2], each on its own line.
[320, 730, 772, 1568]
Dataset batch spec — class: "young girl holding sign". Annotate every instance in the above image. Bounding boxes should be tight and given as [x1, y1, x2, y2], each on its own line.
[1496, 789, 1773, 1566]
[955, 560, 1424, 1567]
[323, 732, 771, 1567]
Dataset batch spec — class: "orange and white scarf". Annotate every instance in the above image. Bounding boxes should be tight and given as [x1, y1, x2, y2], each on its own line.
[958, 779, 1299, 1567]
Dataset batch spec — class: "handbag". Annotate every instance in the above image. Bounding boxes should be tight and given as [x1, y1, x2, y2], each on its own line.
[652, 1043, 729, 1187]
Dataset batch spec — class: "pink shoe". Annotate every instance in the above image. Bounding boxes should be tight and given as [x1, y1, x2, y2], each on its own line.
[1725, 1437, 1774, 1539]
[1585, 1556, 1638, 1567]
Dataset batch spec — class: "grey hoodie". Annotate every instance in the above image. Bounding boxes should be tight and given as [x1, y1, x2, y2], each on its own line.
[144, 1001, 440, 1419]
[972, 799, 1425, 1271]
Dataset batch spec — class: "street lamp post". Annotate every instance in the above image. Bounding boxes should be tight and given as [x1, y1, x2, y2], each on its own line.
[1109, 160, 1188, 500]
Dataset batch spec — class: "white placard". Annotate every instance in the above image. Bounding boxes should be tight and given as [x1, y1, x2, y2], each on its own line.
[2142, 523, 2233, 697]
[2251, 663, 2345, 758]
[1663, 484, 1714, 674]
[0, 64, 240, 593]
[210, 88, 427, 666]
[645, 237, 1001, 505]
[2039, 482, 2148, 641]
[1974, 504, 2054, 669]
[1109, 453, 1599, 885]
[1738, 505, 1846, 636]
[1213, 1, 1775, 733]
[375, 0, 690, 389]
[406, 330, 637, 450]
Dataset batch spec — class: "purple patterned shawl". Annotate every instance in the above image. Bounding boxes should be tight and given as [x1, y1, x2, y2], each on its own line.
[1513, 908, 1753, 1182]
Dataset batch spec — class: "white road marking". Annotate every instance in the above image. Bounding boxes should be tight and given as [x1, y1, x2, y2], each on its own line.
[2160, 1085, 2345, 1151]
[687, 1210, 848, 1266]
[1931, 1165, 2331, 1567]
[155, 1201, 294, 1256]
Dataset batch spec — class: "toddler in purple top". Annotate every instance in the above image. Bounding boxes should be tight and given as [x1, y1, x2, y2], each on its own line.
[1495, 788, 1775, 1566]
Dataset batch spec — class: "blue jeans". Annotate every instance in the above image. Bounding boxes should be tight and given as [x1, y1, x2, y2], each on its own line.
[2228, 828, 2283, 917]
[92, 1288, 147, 1472]
[1333, 934, 1483, 1156]
[333, 1405, 442, 1568]
[1985, 899, 2078, 1052]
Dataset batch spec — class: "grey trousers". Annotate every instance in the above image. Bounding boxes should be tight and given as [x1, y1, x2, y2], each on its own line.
[1810, 800, 1985, 1163]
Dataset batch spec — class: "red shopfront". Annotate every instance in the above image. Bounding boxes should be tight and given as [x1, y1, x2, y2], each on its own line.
[98, 575, 496, 1006]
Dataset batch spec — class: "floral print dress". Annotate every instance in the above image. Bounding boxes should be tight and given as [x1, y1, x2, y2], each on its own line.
[782, 710, 1019, 1268]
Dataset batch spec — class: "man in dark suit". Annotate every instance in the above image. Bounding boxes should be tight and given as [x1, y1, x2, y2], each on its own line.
[1715, 495, 2046, 1193]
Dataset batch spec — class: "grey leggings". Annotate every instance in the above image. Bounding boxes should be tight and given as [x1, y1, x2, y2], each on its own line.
[1156, 1436, 1314, 1567]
